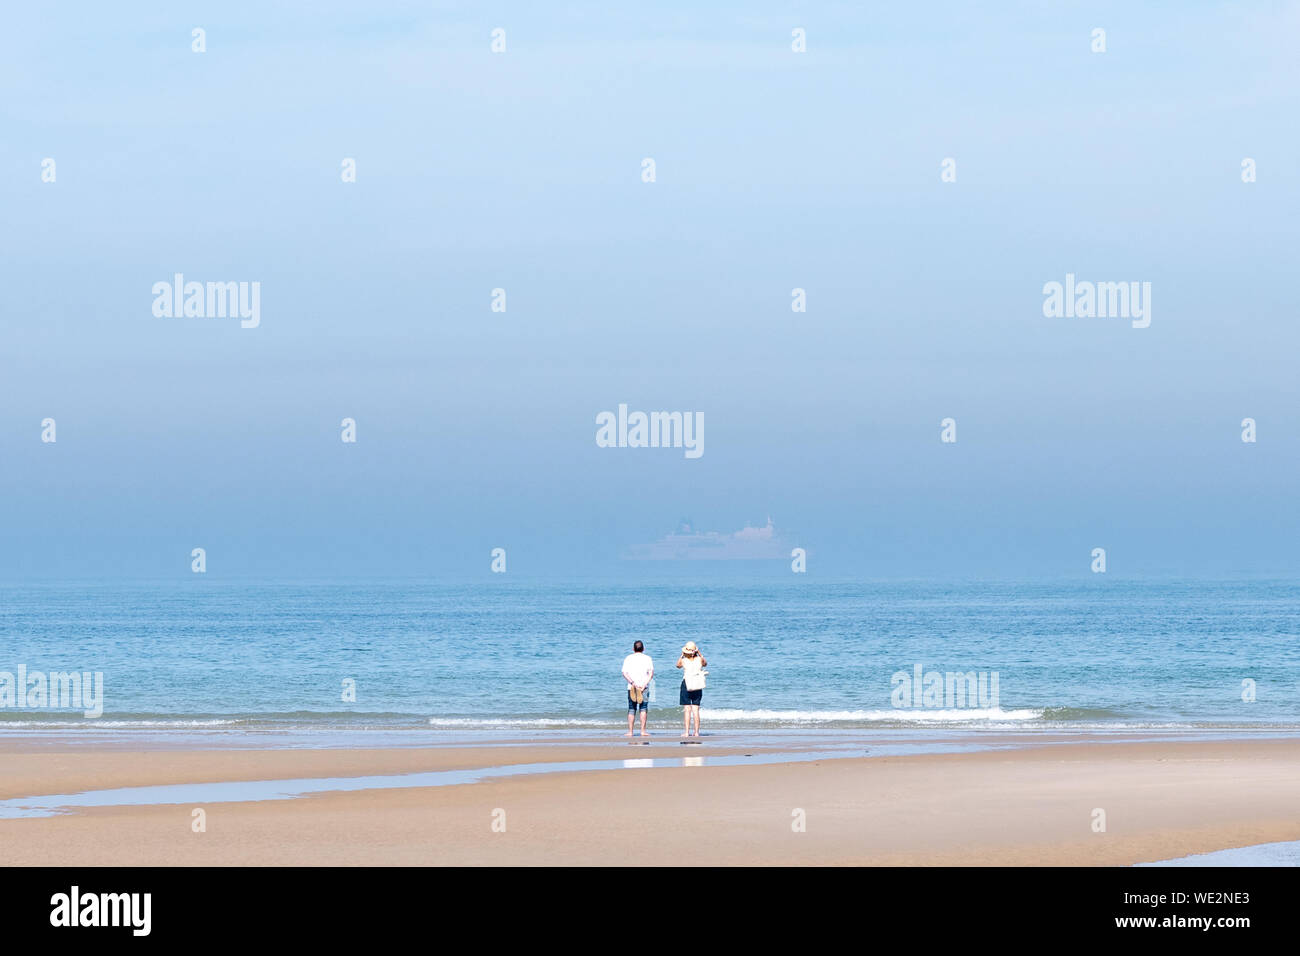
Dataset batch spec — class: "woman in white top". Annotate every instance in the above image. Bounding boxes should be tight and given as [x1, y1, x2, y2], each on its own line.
[676, 641, 707, 737]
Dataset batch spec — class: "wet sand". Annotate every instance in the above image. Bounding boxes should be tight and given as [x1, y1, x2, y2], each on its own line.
[1, 735, 1297, 865]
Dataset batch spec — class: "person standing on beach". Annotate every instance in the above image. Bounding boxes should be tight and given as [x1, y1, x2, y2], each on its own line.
[622, 640, 654, 737]
[676, 641, 707, 737]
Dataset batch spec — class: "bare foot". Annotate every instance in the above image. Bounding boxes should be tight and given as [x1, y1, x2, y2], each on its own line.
[681, 732, 689, 737]
[624, 731, 633, 737]
[641, 731, 652, 737]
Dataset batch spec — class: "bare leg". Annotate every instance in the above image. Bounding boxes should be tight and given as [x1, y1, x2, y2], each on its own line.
[692, 704, 701, 736]
[682, 707, 690, 736]
[625, 709, 634, 736]
[640, 709, 650, 736]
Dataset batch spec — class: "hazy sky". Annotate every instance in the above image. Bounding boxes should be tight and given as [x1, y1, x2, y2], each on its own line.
[2, 2, 1298, 579]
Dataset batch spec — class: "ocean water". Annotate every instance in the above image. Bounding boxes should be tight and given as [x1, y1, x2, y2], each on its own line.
[0, 579, 1297, 732]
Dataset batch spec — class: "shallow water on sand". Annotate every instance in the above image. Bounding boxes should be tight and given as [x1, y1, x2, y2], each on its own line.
[1137, 841, 1300, 866]
[0, 741, 1014, 819]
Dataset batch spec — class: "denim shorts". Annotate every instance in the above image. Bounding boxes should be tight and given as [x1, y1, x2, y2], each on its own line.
[627, 690, 648, 713]
[679, 681, 703, 706]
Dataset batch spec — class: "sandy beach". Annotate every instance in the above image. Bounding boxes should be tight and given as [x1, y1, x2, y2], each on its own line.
[2, 734, 1298, 866]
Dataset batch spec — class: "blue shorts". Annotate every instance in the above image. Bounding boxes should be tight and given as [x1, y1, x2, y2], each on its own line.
[680, 681, 702, 706]
[627, 690, 648, 713]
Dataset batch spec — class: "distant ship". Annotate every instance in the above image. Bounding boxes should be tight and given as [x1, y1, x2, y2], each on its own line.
[624, 517, 784, 560]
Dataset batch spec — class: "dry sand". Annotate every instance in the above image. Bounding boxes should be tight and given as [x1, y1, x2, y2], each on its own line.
[1, 736, 1297, 865]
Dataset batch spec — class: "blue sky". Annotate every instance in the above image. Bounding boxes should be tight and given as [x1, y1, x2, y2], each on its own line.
[2, 1, 1298, 578]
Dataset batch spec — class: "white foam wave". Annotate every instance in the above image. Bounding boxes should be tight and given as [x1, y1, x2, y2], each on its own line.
[426, 709, 1043, 728]
[428, 717, 609, 728]
[701, 708, 1043, 723]
[0, 719, 245, 728]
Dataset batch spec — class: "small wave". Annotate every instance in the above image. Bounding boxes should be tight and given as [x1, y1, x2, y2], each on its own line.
[428, 717, 610, 728]
[701, 708, 1043, 723]
[0, 718, 246, 728]
[1038, 706, 1126, 721]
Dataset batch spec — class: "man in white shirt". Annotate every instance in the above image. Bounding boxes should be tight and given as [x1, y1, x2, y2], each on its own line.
[622, 640, 654, 737]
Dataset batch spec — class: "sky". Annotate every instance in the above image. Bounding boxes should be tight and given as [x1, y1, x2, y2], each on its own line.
[1, 1, 1298, 579]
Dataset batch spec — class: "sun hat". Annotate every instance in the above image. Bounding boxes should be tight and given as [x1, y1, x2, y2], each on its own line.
[682, 641, 698, 654]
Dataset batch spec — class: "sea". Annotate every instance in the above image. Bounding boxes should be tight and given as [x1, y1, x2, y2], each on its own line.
[1, 578, 1297, 735]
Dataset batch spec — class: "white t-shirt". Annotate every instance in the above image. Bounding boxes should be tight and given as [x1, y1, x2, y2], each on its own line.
[622, 652, 654, 690]
[681, 655, 706, 691]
